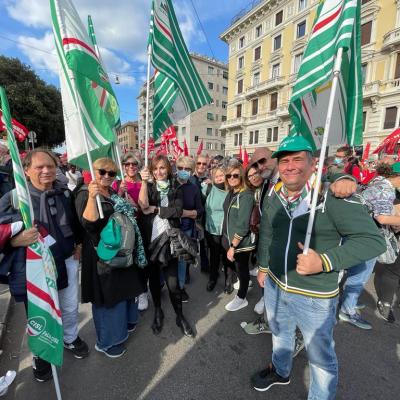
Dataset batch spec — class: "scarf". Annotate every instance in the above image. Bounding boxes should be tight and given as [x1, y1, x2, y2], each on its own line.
[156, 180, 170, 198]
[110, 194, 147, 268]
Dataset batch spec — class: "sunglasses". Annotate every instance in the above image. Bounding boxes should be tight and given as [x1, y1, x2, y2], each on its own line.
[248, 171, 261, 179]
[197, 162, 207, 166]
[97, 169, 117, 178]
[257, 158, 267, 166]
[177, 166, 192, 171]
[124, 162, 138, 167]
[226, 173, 240, 179]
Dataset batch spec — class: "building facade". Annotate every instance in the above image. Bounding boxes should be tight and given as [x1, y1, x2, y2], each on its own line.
[220, 0, 400, 157]
[117, 121, 139, 152]
[137, 53, 228, 156]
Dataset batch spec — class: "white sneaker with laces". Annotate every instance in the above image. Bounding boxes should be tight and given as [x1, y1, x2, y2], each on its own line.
[225, 295, 248, 312]
[0, 371, 16, 396]
[138, 292, 149, 311]
[254, 296, 264, 315]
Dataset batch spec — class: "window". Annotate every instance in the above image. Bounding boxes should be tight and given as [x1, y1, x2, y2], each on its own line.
[194, 136, 199, 142]
[254, 46, 261, 61]
[181, 127, 186, 135]
[236, 104, 242, 118]
[239, 132, 243, 145]
[207, 127, 213, 136]
[222, 115, 227, 122]
[253, 71, 260, 86]
[275, 10, 283, 26]
[274, 35, 282, 51]
[222, 101, 228, 109]
[252, 98, 259, 116]
[361, 64, 367, 84]
[237, 79, 243, 94]
[361, 21, 372, 46]
[223, 71, 228, 79]
[208, 82, 214, 90]
[297, 21, 306, 38]
[249, 131, 254, 144]
[238, 56, 244, 69]
[254, 130, 259, 144]
[362, 111, 367, 132]
[267, 128, 272, 142]
[383, 107, 397, 129]
[294, 53, 303, 73]
[255, 24, 262, 38]
[273, 127, 278, 141]
[223, 86, 228, 95]
[395, 53, 400, 79]
[239, 36, 245, 48]
[298, 0, 307, 11]
[272, 63, 280, 79]
[208, 66, 214, 75]
[207, 112, 214, 120]
[234, 134, 238, 146]
[270, 92, 278, 111]
[249, 130, 259, 144]
[206, 142, 213, 150]
[267, 127, 279, 142]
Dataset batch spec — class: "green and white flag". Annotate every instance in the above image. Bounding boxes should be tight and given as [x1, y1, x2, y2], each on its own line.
[0, 87, 63, 366]
[50, 0, 119, 169]
[289, 0, 362, 149]
[148, 0, 211, 139]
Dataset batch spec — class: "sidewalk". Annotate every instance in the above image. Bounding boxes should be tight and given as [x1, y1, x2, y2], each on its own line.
[0, 284, 11, 350]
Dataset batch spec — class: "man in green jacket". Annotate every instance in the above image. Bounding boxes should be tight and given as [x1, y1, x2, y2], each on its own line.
[252, 136, 386, 399]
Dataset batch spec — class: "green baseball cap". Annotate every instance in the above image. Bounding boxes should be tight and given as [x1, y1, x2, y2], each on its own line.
[97, 218, 122, 261]
[391, 162, 400, 174]
[272, 135, 314, 159]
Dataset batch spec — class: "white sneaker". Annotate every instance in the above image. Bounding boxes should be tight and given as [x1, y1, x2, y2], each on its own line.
[225, 295, 248, 312]
[234, 280, 253, 291]
[249, 267, 258, 277]
[0, 370, 16, 396]
[138, 292, 149, 311]
[254, 296, 264, 315]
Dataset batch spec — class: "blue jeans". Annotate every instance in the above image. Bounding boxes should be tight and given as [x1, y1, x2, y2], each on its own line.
[178, 228, 193, 289]
[264, 277, 338, 400]
[92, 298, 138, 351]
[341, 257, 377, 315]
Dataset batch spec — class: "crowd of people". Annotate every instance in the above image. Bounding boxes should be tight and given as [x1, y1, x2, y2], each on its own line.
[0, 137, 399, 399]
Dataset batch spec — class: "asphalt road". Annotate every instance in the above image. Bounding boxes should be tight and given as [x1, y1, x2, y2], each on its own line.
[0, 268, 399, 400]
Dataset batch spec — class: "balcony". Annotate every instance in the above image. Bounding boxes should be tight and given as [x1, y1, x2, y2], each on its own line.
[277, 103, 290, 118]
[363, 81, 380, 99]
[382, 27, 400, 51]
[381, 78, 400, 91]
[220, 117, 246, 130]
[245, 76, 286, 98]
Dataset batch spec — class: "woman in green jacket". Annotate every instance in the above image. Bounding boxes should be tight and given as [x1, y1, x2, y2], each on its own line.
[222, 163, 256, 312]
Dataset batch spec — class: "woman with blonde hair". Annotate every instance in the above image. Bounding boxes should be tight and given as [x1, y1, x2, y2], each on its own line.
[222, 162, 256, 311]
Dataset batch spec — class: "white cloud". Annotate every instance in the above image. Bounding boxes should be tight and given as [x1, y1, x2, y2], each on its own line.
[6, 0, 51, 28]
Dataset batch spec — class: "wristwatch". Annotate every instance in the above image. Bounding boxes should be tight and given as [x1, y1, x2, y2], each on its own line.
[230, 243, 238, 249]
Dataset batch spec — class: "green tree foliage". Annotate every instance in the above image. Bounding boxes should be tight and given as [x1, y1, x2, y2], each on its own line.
[0, 56, 65, 147]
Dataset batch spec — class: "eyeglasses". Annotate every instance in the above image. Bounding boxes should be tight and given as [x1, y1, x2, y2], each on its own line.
[257, 158, 267, 166]
[197, 162, 207, 166]
[226, 173, 240, 179]
[97, 169, 117, 178]
[124, 162, 138, 167]
[248, 172, 261, 179]
[177, 166, 192, 172]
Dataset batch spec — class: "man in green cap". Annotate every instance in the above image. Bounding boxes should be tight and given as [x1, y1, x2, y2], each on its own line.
[251, 135, 386, 398]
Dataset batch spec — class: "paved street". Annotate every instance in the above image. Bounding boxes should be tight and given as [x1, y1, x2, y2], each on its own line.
[0, 267, 399, 400]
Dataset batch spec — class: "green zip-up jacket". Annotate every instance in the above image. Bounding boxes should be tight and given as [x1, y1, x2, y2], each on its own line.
[258, 182, 386, 298]
[202, 184, 228, 236]
[223, 189, 256, 253]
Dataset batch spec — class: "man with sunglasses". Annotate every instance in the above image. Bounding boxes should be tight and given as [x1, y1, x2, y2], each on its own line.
[0, 149, 88, 382]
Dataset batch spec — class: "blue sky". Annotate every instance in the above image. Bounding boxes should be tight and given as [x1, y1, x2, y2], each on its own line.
[0, 0, 249, 124]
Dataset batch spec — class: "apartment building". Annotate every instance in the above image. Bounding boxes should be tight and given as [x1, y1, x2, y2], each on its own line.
[117, 121, 139, 152]
[137, 53, 228, 156]
[220, 0, 400, 156]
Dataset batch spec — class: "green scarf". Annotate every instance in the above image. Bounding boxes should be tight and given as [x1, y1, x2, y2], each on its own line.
[156, 180, 170, 199]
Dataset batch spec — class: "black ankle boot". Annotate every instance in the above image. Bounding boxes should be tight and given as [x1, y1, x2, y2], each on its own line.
[176, 315, 195, 338]
[151, 307, 164, 335]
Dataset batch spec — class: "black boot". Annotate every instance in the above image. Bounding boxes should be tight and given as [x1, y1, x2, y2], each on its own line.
[151, 307, 164, 335]
[170, 292, 195, 338]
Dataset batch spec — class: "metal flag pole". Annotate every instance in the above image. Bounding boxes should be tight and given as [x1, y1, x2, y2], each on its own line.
[51, 365, 63, 400]
[303, 47, 344, 254]
[70, 77, 104, 219]
[144, 44, 152, 167]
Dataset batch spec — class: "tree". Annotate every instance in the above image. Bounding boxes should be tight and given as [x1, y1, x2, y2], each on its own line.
[0, 56, 65, 147]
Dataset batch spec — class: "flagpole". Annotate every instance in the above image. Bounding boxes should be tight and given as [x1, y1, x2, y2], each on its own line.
[144, 44, 152, 167]
[303, 47, 344, 254]
[51, 365, 63, 400]
[70, 77, 104, 219]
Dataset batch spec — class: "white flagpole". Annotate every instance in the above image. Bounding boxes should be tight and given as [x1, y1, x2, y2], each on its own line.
[144, 44, 152, 167]
[70, 78, 104, 219]
[303, 47, 344, 253]
[51, 365, 62, 400]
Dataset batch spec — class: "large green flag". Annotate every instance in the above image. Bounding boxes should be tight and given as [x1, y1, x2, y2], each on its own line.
[0, 87, 63, 366]
[50, 0, 119, 169]
[288, 0, 362, 149]
[148, 0, 211, 140]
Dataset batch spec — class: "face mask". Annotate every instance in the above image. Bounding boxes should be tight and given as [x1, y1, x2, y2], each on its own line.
[215, 182, 225, 190]
[177, 170, 191, 181]
[334, 157, 344, 165]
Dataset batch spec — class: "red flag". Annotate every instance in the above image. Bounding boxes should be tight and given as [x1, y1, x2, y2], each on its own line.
[156, 141, 168, 156]
[183, 138, 189, 156]
[361, 142, 371, 162]
[0, 109, 29, 142]
[373, 128, 400, 155]
[171, 139, 183, 160]
[140, 137, 155, 154]
[196, 140, 203, 156]
[243, 148, 249, 168]
[238, 145, 243, 161]
[161, 125, 177, 143]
